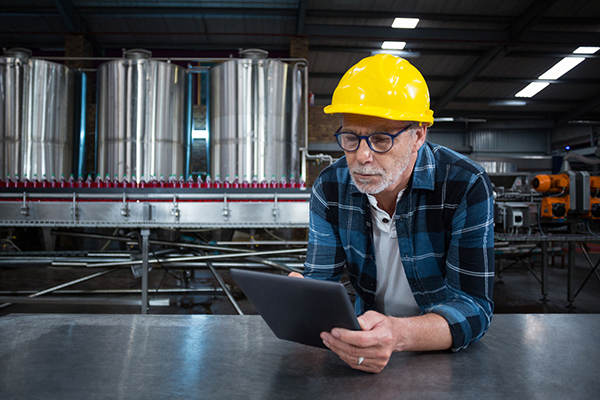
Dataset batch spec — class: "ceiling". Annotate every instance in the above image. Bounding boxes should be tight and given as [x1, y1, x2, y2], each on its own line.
[1, 0, 600, 134]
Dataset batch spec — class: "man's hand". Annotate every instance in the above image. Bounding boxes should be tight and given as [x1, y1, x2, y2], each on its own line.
[320, 311, 400, 373]
[321, 311, 452, 373]
[288, 272, 304, 278]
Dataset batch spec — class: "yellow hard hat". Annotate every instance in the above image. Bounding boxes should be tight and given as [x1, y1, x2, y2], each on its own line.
[324, 54, 434, 127]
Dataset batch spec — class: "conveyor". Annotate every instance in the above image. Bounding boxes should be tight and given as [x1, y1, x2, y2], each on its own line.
[0, 187, 310, 228]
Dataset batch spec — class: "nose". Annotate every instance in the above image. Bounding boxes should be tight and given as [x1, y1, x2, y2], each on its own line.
[355, 138, 374, 164]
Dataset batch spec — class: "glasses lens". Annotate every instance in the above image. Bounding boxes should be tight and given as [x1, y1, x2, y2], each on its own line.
[368, 134, 393, 152]
[338, 133, 360, 151]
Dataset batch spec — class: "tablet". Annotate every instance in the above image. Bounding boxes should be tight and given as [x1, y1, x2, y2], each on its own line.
[229, 268, 361, 349]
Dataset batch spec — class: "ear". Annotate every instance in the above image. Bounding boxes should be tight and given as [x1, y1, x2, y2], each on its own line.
[412, 123, 428, 152]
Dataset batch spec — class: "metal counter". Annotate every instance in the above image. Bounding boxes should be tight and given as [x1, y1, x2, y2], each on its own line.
[1, 314, 598, 399]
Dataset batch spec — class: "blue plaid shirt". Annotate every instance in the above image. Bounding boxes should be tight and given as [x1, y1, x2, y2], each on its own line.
[304, 142, 495, 351]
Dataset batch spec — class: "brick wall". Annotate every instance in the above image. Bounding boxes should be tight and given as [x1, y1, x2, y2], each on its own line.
[290, 37, 309, 60]
[64, 35, 93, 70]
[308, 105, 339, 143]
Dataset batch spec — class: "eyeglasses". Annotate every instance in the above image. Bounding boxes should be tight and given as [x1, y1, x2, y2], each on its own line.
[334, 124, 415, 153]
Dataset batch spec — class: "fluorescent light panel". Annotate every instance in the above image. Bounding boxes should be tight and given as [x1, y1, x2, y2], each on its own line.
[515, 82, 549, 98]
[381, 41, 406, 50]
[515, 46, 598, 98]
[392, 18, 419, 29]
[489, 100, 527, 106]
[573, 46, 599, 54]
[538, 57, 585, 80]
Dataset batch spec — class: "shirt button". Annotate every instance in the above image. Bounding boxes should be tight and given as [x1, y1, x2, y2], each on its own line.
[382, 218, 389, 224]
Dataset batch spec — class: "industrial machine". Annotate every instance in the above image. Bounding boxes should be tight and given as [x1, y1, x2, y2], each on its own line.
[0, 48, 315, 314]
[532, 172, 600, 220]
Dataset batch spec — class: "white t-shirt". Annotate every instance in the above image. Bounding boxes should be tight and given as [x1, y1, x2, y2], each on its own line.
[367, 190, 421, 317]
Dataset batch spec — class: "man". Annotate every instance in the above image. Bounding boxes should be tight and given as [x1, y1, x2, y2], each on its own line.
[291, 54, 494, 373]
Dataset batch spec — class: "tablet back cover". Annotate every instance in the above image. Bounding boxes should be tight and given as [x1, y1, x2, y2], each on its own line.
[230, 269, 361, 349]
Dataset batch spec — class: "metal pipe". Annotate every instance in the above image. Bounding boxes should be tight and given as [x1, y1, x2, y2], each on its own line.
[301, 61, 309, 182]
[245, 256, 302, 274]
[0, 268, 118, 309]
[207, 263, 244, 315]
[141, 229, 149, 314]
[305, 152, 335, 164]
[0, 288, 223, 295]
[80, 248, 307, 268]
[0, 296, 169, 307]
[215, 240, 307, 246]
[76, 72, 87, 177]
[51, 230, 256, 253]
[49, 261, 304, 269]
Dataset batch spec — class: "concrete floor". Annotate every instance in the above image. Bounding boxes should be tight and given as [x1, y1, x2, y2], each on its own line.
[1, 252, 599, 317]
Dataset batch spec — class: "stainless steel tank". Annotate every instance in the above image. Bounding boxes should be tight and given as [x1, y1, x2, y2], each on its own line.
[209, 49, 302, 182]
[0, 48, 77, 180]
[96, 49, 189, 182]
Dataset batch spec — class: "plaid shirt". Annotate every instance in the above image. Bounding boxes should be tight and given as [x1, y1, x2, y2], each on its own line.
[304, 142, 495, 351]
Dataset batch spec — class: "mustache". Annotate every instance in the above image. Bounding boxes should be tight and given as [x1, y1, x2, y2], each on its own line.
[349, 165, 384, 175]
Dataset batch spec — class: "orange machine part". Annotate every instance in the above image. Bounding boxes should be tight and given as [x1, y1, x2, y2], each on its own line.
[532, 174, 569, 193]
[590, 176, 600, 190]
[590, 197, 600, 219]
[540, 196, 569, 218]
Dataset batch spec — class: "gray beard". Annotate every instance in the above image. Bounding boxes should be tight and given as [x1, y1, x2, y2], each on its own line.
[349, 151, 411, 195]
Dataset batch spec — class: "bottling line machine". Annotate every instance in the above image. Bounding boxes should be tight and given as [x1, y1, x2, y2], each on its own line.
[0, 48, 317, 314]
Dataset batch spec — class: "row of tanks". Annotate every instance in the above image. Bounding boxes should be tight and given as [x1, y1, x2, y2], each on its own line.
[0, 48, 304, 186]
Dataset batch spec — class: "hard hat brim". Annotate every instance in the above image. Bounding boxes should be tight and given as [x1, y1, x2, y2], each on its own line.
[323, 104, 434, 127]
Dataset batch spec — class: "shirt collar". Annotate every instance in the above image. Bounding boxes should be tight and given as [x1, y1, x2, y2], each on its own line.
[411, 142, 436, 191]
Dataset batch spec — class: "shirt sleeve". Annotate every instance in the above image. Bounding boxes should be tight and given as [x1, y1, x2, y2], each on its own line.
[426, 172, 495, 352]
[303, 177, 346, 282]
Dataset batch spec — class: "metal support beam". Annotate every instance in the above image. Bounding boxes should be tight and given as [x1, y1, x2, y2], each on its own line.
[510, 0, 560, 42]
[541, 241, 548, 302]
[53, 0, 85, 31]
[557, 93, 600, 127]
[207, 263, 244, 315]
[296, 0, 307, 35]
[0, 268, 117, 310]
[433, 45, 506, 113]
[141, 229, 150, 314]
[567, 241, 576, 308]
[433, 0, 559, 114]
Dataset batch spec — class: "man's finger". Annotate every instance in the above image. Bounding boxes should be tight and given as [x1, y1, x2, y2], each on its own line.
[357, 310, 386, 331]
[331, 327, 381, 348]
[322, 331, 377, 359]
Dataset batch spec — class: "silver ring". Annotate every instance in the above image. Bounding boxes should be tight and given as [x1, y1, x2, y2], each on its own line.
[357, 357, 364, 366]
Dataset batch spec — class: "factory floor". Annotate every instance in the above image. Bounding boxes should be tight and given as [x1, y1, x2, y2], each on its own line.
[1, 253, 599, 317]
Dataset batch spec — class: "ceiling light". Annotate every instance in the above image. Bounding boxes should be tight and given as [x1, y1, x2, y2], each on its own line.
[489, 100, 527, 106]
[381, 41, 406, 50]
[538, 57, 585, 80]
[392, 18, 419, 29]
[434, 117, 454, 122]
[370, 49, 420, 58]
[573, 46, 599, 54]
[515, 82, 550, 98]
[568, 120, 600, 125]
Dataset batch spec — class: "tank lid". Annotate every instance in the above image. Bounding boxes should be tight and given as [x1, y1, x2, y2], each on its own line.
[239, 48, 268, 59]
[4, 48, 32, 59]
[123, 49, 152, 60]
